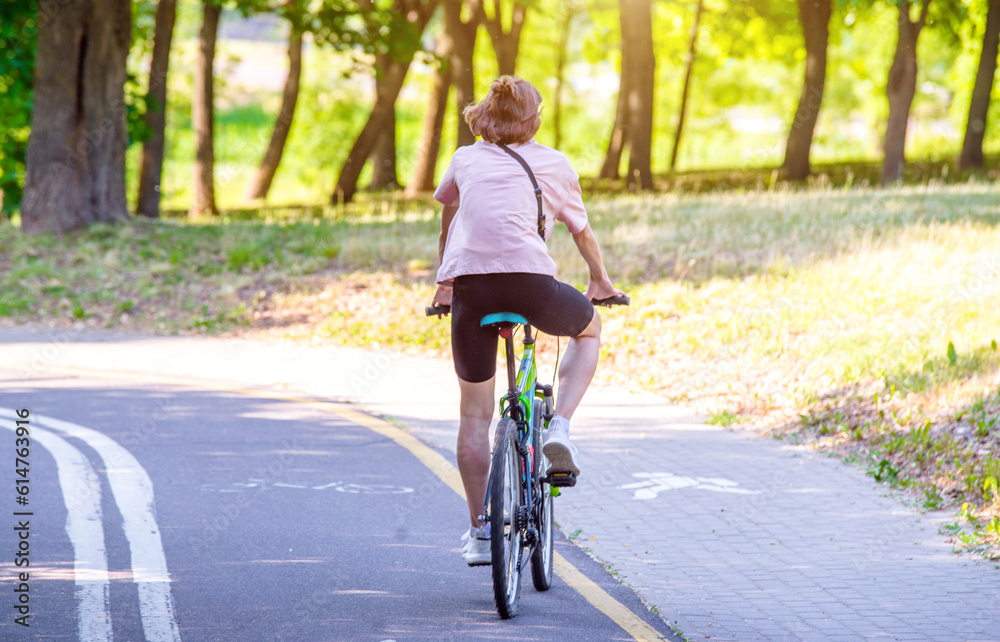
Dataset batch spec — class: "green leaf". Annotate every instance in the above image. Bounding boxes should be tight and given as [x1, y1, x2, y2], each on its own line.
[947, 341, 957, 366]
[991, 339, 997, 352]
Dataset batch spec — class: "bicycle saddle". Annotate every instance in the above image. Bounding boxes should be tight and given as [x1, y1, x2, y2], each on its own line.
[479, 312, 528, 327]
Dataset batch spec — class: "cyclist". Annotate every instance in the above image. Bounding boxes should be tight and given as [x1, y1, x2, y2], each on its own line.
[428, 76, 624, 565]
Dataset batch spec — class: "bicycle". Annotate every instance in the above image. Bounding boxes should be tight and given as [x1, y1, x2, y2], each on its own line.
[427, 294, 629, 618]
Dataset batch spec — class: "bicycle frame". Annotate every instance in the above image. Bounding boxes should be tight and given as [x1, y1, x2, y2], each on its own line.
[482, 322, 552, 553]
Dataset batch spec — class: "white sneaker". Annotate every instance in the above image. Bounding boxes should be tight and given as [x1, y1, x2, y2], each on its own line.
[542, 417, 580, 477]
[461, 526, 491, 566]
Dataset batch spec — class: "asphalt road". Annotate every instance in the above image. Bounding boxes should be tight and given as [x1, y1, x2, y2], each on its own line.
[0, 370, 677, 641]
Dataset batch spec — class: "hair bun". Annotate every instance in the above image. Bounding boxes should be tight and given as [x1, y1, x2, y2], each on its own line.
[493, 76, 518, 102]
[463, 76, 542, 144]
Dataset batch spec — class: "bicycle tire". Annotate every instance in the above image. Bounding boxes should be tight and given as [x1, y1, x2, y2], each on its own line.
[490, 418, 523, 618]
[530, 398, 554, 591]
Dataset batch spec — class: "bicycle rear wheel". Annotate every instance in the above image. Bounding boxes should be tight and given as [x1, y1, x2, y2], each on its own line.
[490, 417, 523, 618]
[530, 398, 554, 591]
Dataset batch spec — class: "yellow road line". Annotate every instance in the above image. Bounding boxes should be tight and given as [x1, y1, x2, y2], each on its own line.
[25, 365, 668, 641]
[553, 552, 667, 642]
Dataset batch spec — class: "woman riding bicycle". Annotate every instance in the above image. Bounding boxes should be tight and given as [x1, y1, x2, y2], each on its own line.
[429, 76, 624, 565]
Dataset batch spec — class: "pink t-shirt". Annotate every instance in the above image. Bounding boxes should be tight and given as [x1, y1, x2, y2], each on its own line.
[433, 140, 589, 284]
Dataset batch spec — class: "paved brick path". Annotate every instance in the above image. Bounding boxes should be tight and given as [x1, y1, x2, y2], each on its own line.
[3, 328, 998, 641]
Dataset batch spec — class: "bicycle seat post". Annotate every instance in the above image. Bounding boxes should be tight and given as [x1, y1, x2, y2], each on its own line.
[500, 326, 517, 395]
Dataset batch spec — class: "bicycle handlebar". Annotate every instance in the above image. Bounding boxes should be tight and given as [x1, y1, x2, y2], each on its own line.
[426, 295, 629, 318]
[592, 295, 630, 307]
[426, 304, 452, 317]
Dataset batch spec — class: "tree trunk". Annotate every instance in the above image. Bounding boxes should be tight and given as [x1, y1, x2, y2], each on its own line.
[670, 0, 704, 172]
[369, 112, 400, 190]
[553, 6, 579, 150]
[191, 2, 221, 216]
[622, 0, 655, 191]
[882, 0, 928, 186]
[782, 0, 831, 180]
[332, 2, 434, 204]
[368, 53, 401, 190]
[245, 29, 303, 200]
[332, 62, 411, 203]
[482, 0, 526, 76]
[959, 0, 1000, 170]
[405, 31, 452, 196]
[599, 72, 630, 180]
[444, 0, 481, 148]
[22, 0, 132, 234]
[136, 0, 177, 218]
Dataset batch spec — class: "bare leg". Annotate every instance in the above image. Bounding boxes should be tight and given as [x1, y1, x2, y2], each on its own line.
[554, 310, 601, 421]
[456, 376, 495, 529]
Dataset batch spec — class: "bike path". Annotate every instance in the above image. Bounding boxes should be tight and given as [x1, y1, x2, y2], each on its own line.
[0, 367, 676, 641]
[3, 327, 999, 641]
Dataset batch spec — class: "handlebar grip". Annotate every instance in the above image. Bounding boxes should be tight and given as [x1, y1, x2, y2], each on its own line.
[425, 305, 451, 317]
[592, 295, 630, 307]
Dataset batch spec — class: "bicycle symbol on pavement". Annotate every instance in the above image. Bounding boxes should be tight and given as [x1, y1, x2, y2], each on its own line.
[618, 472, 760, 500]
[200, 479, 415, 494]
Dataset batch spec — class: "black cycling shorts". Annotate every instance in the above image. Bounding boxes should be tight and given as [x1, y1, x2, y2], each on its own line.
[450, 273, 595, 383]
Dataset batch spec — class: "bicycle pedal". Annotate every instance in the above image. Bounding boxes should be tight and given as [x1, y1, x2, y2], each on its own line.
[547, 472, 577, 488]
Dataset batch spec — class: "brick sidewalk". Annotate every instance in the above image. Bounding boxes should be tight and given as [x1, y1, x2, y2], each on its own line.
[2, 328, 997, 641]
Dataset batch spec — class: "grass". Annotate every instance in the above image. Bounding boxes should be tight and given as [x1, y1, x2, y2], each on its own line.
[2, 181, 999, 556]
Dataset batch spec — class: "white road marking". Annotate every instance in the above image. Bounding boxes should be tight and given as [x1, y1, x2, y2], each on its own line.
[332, 483, 414, 494]
[619, 472, 761, 499]
[200, 479, 415, 494]
[0, 409, 112, 641]
[15, 411, 182, 642]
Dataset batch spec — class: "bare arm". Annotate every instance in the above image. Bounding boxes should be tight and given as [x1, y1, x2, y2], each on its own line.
[572, 223, 623, 301]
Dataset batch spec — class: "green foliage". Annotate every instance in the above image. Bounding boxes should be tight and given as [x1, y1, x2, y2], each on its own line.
[0, 0, 37, 215]
[309, 0, 432, 61]
[707, 409, 745, 426]
[870, 458, 901, 484]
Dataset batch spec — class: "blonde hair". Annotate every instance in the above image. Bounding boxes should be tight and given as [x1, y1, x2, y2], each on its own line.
[463, 76, 542, 145]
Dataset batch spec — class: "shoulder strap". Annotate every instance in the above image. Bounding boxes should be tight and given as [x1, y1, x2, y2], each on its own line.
[497, 143, 545, 240]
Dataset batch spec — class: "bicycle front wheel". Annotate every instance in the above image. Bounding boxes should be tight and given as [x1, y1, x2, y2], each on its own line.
[490, 417, 523, 618]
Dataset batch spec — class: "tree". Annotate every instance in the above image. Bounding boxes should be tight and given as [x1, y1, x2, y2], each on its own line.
[959, 0, 1000, 170]
[367, 54, 403, 190]
[620, 0, 655, 190]
[782, 0, 833, 180]
[331, 0, 437, 203]
[136, 0, 178, 218]
[21, 0, 132, 234]
[245, 27, 304, 200]
[482, 0, 527, 76]
[444, 0, 482, 148]
[599, 73, 630, 180]
[552, 2, 584, 150]
[191, 1, 221, 216]
[881, 0, 930, 185]
[670, 0, 705, 173]
[599, 0, 655, 188]
[405, 30, 453, 196]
